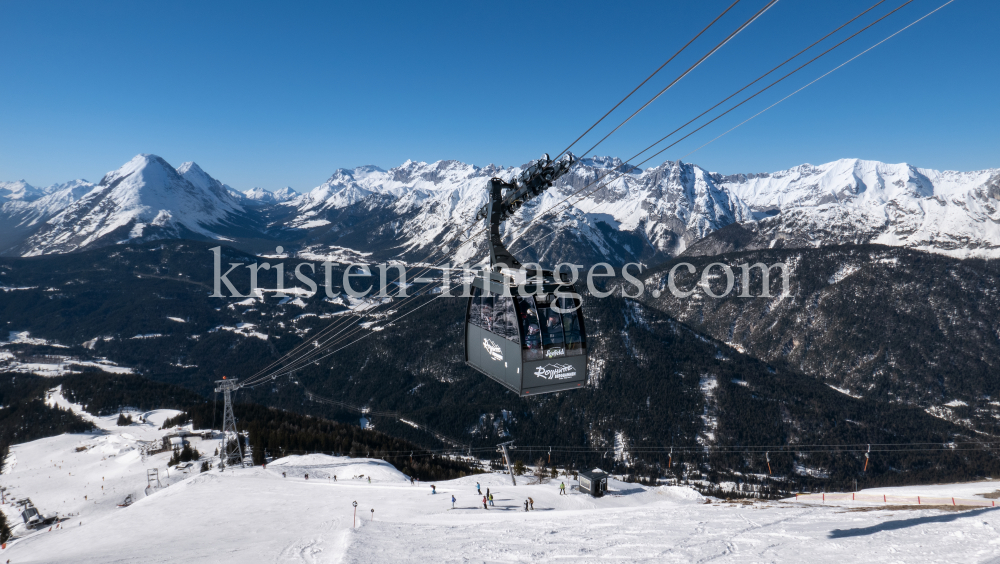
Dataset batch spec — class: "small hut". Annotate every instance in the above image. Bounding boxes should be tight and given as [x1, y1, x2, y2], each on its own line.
[578, 468, 608, 497]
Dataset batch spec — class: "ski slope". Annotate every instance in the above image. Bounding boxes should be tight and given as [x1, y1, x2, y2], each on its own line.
[4, 396, 1000, 562]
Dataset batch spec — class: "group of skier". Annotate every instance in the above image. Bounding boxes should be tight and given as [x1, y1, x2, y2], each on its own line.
[446, 479, 572, 511]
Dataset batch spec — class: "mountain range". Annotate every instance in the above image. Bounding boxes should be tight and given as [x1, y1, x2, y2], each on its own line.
[2, 154, 998, 264]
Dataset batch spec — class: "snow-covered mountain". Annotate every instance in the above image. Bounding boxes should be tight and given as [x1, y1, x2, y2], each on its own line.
[3, 155, 999, 261]
[0, 179, 97, 254]
[15, 155, 262, 256]
[0, 180, 47, 202]
[243, 186, 297, 204]
[281, 155, 1000, 265]
[285, 156, 751, 265]
[691, 158, 1000, 258]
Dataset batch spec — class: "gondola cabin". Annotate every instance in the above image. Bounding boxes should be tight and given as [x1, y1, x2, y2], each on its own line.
[465, 269, 587, 396]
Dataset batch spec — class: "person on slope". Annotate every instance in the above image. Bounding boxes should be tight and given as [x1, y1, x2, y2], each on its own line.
[559, 482, 566, 495]
[368, 476, 371, 484]
[483, 495, 488, 509]
[477, 482, 481, 495]
[524, 499, 529, 512]
[488, 493, 494, 507]
[528, 497, 534, 510]
[431, 485, 437, 494]
[451, 495, 456, 509]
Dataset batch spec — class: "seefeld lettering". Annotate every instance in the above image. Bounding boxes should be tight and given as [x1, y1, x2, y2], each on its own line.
[533, 363, 576, 380]
[545, 348, 566, 358]
[483, 338, 503, 361]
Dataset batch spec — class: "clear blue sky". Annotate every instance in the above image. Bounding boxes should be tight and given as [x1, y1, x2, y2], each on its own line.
[1, 0, 996, 191]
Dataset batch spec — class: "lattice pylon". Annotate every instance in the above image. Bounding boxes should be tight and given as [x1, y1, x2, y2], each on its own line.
[215, 378, 244, 469]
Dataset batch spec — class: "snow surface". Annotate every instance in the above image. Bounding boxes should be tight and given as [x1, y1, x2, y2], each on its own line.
[6, 391, 1000, 562]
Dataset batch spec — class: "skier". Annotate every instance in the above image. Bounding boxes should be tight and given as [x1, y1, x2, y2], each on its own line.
[305, 474, 309, 480]
[559, 482, 566, 495]
[368, 476, 371, 484]
[488, 493, 494, 507]
[431, 485, 437, 494]
[282, 472, 286, 478]
[524, 499, 529, 512]
[476, 481, 481, 495]
[410, 477, 415, 486]
[528, 497, 534, 510]
[334, 475, 337, 482]
[482, 495, 488, 509]
[451, 495, 456, 509]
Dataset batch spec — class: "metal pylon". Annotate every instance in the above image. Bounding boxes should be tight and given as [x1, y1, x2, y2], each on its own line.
[498, 440, 516, 486]
[215, 378, 244, 469]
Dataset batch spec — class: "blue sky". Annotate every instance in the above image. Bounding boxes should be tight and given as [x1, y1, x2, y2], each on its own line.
[1, 0, 996, 191]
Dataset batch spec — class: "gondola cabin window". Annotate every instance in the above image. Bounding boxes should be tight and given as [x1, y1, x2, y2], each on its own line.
[517, 296, 543, 360]
[469, 289, 519, 343]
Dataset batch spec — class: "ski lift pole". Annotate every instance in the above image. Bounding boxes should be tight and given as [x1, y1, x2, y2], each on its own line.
[352, 501, 358, 528]
[766, 452, 772, 476]
[498, 441, 516, 486]
[863, 444, 871, 472]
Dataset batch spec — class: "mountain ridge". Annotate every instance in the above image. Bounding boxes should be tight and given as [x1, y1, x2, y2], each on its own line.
[3, 154, 999, 262]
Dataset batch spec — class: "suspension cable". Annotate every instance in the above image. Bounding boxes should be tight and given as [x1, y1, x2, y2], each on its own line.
[555, 0, 744, 160]
[571, 0, 780, 162]
[680, 0, 957, 160]
[507, 0, 916, 255]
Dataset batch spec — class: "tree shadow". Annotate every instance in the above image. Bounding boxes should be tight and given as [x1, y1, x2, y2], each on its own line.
[828, 507, 997, 538]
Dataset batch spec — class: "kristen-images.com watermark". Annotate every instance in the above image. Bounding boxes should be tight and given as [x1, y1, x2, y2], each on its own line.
[209, 247, 790, 305]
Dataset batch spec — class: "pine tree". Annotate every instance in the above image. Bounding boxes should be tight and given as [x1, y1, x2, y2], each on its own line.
[513, 460, 526, 476]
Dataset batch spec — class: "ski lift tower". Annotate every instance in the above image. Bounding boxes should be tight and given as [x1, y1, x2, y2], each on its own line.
[497, 440, 517, 486]
[215, 378, 244, 469]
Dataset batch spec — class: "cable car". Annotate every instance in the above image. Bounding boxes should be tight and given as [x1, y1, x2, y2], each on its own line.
[465, 154, 588, 396]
